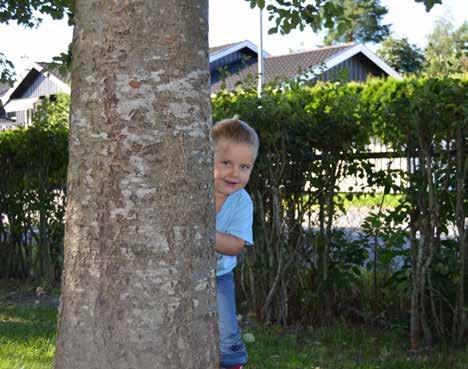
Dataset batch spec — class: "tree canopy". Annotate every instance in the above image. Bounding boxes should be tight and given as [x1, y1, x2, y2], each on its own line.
[424, 18, 468, 76]
[0, 51, 15, 83]
[377, 36, 425, 74]
[323, 0, 390, 45]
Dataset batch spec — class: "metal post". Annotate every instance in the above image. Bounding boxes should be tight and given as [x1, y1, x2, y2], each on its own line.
[257, 7, 263, 98]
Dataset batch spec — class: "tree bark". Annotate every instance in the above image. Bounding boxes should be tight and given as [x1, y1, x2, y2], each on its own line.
[54, 1, 218, 369]
[407, 146, 420, 350]
[454, 126, 467, 345]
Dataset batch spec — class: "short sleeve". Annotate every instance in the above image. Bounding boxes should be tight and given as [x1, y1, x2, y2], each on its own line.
[224, 191, 254, 246]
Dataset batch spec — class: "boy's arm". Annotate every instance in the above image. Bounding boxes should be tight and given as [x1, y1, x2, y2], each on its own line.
[215, 232, 245, 256]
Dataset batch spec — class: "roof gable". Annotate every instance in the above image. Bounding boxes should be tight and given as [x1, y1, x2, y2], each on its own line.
[2, 42, 401, 103]
[209, 42, 243, 54]
[307, 43, 401, 79]
[1, 61, 71, 106]
[10, 68, 41, 99]
[263, 43, 356, 82]
[210, 42, 401, 92]
[209, 40, 270, 63]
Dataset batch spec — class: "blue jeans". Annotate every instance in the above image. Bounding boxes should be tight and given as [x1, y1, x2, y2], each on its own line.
[216, 272, 248, 367]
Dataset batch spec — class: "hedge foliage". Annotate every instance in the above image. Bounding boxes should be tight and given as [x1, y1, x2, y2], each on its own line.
[213, 77, 467, 346]
[0, 77, 466, 345]
[0, 94, 69, 286]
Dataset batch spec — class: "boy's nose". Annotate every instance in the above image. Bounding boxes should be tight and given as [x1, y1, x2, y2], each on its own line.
[230, 167, 240, 177]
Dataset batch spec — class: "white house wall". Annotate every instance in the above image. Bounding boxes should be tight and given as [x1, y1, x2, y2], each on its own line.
[22, 73, 67, 99]
[3, 67, 71, 126]
[16, 110, 26, 125]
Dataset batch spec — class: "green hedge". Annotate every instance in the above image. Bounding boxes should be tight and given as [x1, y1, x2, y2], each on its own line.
[0, 94, 69, 286]
[213, 77, 467, 345]
[0, 78, 466, 345]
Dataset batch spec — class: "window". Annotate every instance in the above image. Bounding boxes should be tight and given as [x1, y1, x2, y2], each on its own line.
[6, 112, 16, 121]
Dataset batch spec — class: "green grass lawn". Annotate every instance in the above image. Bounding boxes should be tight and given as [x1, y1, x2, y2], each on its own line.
[0, 306, 56, 369]
[300, 193, 403, 211]
[337, 193, 403, 209]
[0, 285, 466, 369]
[244, 324, 468, 369]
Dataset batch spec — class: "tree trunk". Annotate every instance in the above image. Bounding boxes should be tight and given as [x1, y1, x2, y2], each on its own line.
[454, 126, 467, 345]
[323, 159, 338, 320]
[407, 148, 420, 350]
[54, 1, 218, 369]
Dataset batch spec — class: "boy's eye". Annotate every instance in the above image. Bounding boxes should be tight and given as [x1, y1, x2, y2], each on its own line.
[222, 160, 230, 166]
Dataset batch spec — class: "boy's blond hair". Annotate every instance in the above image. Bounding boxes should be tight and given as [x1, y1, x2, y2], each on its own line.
[213, 118, 259, 159]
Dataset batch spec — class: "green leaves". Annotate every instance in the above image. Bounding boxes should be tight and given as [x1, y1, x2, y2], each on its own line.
[0, 0, 73, 27]
[323, 0, 390, 45]
[258, 0, 347, 35]
[0, 52, 15, 84]
[414, 0, 442, 11]
[249, 0, 258, 8]
[0, 95, 69, 284]
[246, 0, 443, 36]
[377, 37, 425, 75]
[424, 19, 468, 77]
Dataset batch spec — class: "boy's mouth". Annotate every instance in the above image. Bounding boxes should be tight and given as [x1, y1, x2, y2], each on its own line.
[224, 180, 239, 186]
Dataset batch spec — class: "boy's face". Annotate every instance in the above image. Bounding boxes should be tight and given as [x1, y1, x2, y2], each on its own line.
[214, 139, 255, 198]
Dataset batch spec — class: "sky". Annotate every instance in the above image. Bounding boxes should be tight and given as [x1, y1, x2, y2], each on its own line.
[0, 0, 466, 75]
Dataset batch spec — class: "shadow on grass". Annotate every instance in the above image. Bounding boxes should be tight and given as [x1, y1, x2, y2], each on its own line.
[244, 323, 468, 369]
[0, 305, 57, 369]
[0, 292, 466, 369]
[0, 305, 57, 339]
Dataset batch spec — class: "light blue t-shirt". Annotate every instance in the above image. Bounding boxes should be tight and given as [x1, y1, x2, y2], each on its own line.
[216, 189, 254, 277]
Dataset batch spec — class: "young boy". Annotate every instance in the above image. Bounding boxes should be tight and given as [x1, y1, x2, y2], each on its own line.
[213, 118, 259, 369]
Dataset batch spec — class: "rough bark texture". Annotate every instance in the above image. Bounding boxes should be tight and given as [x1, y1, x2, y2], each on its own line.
[54, 1, 218, 368]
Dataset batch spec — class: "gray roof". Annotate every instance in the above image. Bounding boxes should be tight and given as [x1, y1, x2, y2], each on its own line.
[37, 62, 72, 84]
[209, 41, 245, 55]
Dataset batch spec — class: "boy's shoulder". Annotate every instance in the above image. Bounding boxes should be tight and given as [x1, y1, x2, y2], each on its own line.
[230, 188, 253, 206]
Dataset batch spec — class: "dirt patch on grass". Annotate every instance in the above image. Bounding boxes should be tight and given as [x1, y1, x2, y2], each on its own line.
[0, 279, 60, 309]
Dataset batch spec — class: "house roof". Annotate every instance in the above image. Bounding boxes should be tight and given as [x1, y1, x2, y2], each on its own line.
[1, 61, 71, 107]
[2, 41, 401, 108]
[263, 43, 356, 81]
[36, 62, 72, 84]
[209, 42, 243, 54]
[211, 42, 401, 92]
[209, 40, 270, 63]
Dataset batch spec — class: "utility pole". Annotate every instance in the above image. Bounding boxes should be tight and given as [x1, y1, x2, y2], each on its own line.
[257, 7, 264, 98]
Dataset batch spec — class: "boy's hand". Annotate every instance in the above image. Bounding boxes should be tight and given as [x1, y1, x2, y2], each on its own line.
[215, 232, 245, 256]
